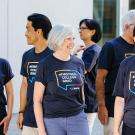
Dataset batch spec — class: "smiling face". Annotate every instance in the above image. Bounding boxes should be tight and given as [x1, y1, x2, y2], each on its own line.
[25, 21, 39, 45]
[61, 34, 75, 54]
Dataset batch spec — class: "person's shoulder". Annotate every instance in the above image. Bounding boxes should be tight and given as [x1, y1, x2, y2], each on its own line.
[0, 58, 10, 65]
[0, 58, 11, 70]
[103, 36, 120, 47]
[23, 47, 35, 57]
[45, 47, 53, 53]
[71, 55, 84, 65]
[91, 44, 101, 52]
[39, 54, 53, 65]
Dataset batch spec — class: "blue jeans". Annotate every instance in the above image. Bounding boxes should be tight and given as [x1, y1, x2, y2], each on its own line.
[44, 111, 89, 135]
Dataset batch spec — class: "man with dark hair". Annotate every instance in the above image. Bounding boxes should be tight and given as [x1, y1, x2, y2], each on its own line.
[96, 10, 135, 135]
[17, 13, 52, 135]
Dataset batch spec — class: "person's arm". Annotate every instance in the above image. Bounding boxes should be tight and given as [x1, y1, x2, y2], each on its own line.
[34, 81, 46, 135]
[73, 45, 85, 55]
[96, 69, 108, 125]
[114, 96, 124, 135]
[17, 76, 27, 129]
[0, 79, 14, 134]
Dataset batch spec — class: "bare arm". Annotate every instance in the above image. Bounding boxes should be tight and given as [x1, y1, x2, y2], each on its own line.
[0, 79, 14, 134]
[34, 81, 46, 135]
[114, 97, 124, 135]
[96, 69, 108, 125]
[17, 76, 27, 129]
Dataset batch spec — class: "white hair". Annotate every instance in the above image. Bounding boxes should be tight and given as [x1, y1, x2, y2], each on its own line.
[121, 10, 135, 32]
[48, 24, 74, 51]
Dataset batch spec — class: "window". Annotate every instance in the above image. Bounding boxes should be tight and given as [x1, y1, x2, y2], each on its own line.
[129, 0, 135, 9]
[93, 0, 117, 45]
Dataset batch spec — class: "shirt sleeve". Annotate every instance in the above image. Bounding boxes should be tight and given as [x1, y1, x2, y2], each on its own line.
[20, 53, 27, 76]
[97, 42, 114, 70]
[113, 61, 126, 97]
[4, 60, 14, 85]
[82, 49, 99, 72]
[35, 61, 47, 86]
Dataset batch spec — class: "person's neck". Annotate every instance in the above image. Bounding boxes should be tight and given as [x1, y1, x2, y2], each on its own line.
[35, 39, 48, 53]
[83, 39, 95, 48]
[53, 50, 70, 61]
[122, 34, 134, 45]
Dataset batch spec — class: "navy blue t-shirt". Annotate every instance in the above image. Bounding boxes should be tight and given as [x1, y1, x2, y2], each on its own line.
[20, 47, 52, 127]
[82, 44, 101, 113]
[97, 36, 135, 117]
[0, 58, 14, 106]
[113, 56, 135, 128]
[35, 54, 85, 118]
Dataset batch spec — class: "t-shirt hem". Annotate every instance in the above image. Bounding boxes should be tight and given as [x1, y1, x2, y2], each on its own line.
[44, 108, 84, 118]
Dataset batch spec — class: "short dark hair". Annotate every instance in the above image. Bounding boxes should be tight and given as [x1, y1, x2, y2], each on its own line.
[133, 26, 135, 37]
[27, 13, 52, 39]
[79, 19, 102, 43]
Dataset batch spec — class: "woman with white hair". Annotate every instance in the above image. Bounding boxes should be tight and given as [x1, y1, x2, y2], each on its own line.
[34, 24, 89, 135]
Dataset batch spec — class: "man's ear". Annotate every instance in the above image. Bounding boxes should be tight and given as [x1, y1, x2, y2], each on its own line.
[37, 29, 42, 34]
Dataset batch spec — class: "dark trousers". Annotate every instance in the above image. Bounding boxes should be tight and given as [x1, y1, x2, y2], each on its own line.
[0, 106, 6, 135]
[122, 123, 135, 135]
[0, 124, 4, 135]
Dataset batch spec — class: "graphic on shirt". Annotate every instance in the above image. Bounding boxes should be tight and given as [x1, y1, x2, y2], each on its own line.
[55, 70, 82, 91]
[27, 62, 39, 83]
[129, 71, 135, 94]
[125, 53, 135, 58]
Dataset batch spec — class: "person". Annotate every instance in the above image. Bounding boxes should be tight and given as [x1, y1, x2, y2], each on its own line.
[113, 26, 135, 135]
[96, 9, 135, 135]
[17, 13, 52, 135]
[0, 58, 14, 135]
[77, 18, 101, 134]
[34, 24, 89, 135]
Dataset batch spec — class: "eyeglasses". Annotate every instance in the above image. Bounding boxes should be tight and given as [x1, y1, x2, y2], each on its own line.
[129, 24, 135, 27]
[78, 27, 88, 31]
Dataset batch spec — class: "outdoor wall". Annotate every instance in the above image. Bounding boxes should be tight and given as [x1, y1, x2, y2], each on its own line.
[0, 0, 93, 113]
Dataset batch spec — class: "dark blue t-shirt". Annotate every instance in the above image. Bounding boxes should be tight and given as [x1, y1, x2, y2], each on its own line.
[0, 58, 14, 105]
[82, 44, 101, 113]
[97, 36, 135, 117]
[35, 54, 85, 118]
[113, 56, 135, 128]
[20, 47, 52, 127]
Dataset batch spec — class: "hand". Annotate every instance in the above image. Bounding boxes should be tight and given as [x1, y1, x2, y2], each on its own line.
[76, 45, 85, 53]
[0, 115, 11, 134]
[39, 130, 47, 135]
[17, 113, 23, 129]
[98, 105, 108, 125]
[113, 131, 120, 135]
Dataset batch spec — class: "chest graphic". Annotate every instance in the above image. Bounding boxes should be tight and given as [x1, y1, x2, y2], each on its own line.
[27, 62, 39, 83]
[55, 70, 82, 91]
[129, 71, 135, 94]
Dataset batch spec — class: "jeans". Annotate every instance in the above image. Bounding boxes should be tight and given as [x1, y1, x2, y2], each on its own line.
[44, 111, 89, 135]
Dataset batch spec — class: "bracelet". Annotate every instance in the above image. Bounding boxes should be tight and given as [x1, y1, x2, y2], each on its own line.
[19, 110, 24, 114]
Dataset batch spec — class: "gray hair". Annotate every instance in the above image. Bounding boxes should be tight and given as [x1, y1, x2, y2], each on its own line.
[48, 24, 74, 51]
[121, 10, 135, 32]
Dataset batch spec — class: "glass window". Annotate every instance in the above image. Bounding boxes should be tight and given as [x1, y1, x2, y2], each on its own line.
[93, 0, 117, 46]
[129, 0, 135, 9]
